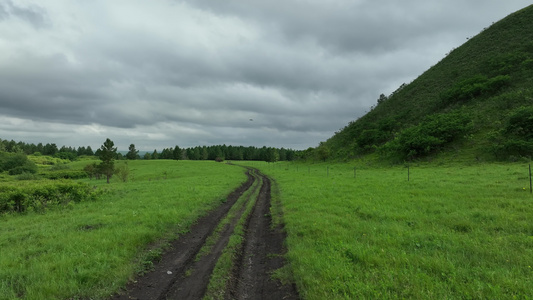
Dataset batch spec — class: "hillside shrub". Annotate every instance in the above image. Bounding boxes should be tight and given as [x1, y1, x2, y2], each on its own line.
[42, 170, 88, 180]
[49, 163, 71, 171]
[505, 106, 533, 139]
[16, 173, 40, 181]
[356, 129, 392, 151]
[492, 106, 533, 159]
[440, 74, 511, 105]
[8, 163, 38, 175]
[486, 52, 529, 75]
[0, 152, 37, 174]
[494, 140, 533, 160]
[381, 112, 472, 160]
[0, 181, 101, 214]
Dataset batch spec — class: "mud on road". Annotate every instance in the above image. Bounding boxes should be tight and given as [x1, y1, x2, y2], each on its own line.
[113, 168, 299, 300]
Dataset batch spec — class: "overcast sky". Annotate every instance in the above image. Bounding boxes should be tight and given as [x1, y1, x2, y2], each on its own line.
[0, 1, 530, 151]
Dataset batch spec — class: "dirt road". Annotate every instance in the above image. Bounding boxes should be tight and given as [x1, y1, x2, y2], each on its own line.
[113, 168, 299, 300]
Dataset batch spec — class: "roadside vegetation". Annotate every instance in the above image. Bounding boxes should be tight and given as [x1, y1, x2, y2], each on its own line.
[238, 161, 533, 299]
[0, 160, 246, 299]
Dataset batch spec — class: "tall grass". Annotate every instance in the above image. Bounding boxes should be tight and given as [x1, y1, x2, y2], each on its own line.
[0, 160, 246, 299]
[241, 161, 533, 299]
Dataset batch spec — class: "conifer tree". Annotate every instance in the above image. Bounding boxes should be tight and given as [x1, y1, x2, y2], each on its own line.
[99, 138, 117, 183]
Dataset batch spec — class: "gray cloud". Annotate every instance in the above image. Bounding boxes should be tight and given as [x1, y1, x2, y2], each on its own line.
[0, 0, 48, 28]
[0, 1, 530, 151]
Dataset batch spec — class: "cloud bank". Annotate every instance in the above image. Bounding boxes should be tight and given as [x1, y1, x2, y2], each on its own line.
[0, 0, 529, 150]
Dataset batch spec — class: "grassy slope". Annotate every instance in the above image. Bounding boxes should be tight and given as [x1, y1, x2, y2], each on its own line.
[326, 4, 533, 161]
[243, 161, 533, 299]
[0, 160, 246, 299]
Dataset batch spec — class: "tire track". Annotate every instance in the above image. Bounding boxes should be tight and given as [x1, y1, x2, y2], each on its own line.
[226, 170, 299, 300]
[163, 170, 262, 299]
[112, 170, 254, 300]
[112, 167, 299, 300]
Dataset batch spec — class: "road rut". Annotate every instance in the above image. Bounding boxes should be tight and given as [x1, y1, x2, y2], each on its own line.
[112, 167, 298, 300]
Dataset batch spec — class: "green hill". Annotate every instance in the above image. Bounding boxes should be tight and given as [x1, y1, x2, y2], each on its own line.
[319, 4, 533, 163]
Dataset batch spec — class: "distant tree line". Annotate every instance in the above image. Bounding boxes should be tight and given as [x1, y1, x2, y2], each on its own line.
[0, 138, 300, 163]
[142, 145, 299, 162]
[0, 138, 94, 159]
[183, 145, 298, 162]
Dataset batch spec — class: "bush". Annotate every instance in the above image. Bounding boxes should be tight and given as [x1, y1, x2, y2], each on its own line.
[84, 163, 103, 180]
[0, 181, 101, 214]
[49, 164, 71, 171]
[381, 112, 471, 160]
[493, 140, 533, 159]
[505, 106, 533, 140]
[16, 173, 40, 181]
[42, 170, 88, 180]
[1, 153, 38, 175]
[0, 153, 26, 172]
[356, 129, 391, 151]
[492, 106, 533, 159]
[440, 74, 511, 105]
[8, 160, 38, 175]
[115, 164, 130, 182]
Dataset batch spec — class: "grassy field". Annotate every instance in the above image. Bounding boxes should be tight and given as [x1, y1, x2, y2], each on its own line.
[0, 160, 246, 300]
[3, 159, 533, 299]
[238, 161, 533, 299]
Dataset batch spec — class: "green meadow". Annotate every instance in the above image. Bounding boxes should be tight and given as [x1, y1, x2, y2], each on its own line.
[2, 159, 533, 299]
[0, 160, 245, 299]
[238, 161, 533, 299]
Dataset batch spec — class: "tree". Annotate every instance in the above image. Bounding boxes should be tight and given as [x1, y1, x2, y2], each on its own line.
[201, 147, 208, 160]
[126, 144, 139, 160]
[151, 149, 159, 160]
[317, 142, 331, 162]
[0, 152, 37, 175]
[43, 143, 58, 156]
[173, 145, 181, 160]
[77, 146, 86, 156]
[161, 148, 172, 159]
[85, 146, 94, 156]
[98, 138, 117, 183]
[377, 93, 388, 105]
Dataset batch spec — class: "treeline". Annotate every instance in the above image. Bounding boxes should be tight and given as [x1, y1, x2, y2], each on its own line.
[0, 138, 300, 163]
[144, 145, 299, 162]
[0, 138, 94, 160]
